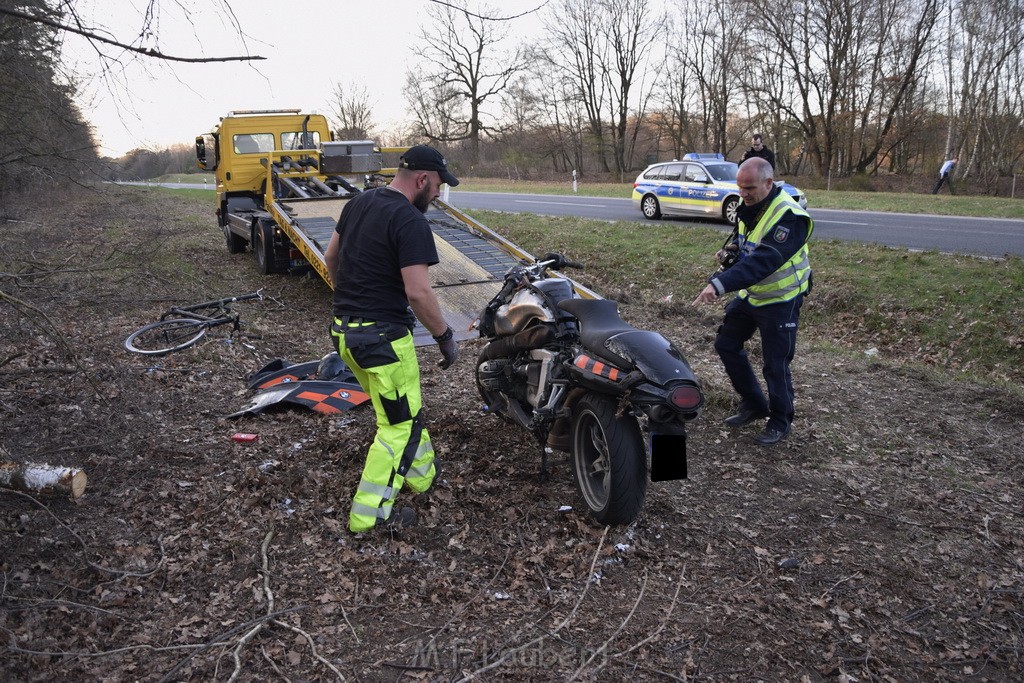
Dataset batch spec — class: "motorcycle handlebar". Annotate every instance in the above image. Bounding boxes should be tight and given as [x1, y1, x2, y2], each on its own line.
[539, 252, 583, 271]
[501, 253, 584, 287]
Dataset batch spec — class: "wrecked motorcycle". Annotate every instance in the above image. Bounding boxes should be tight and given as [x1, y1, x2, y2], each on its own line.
[476, 253, 704, 525]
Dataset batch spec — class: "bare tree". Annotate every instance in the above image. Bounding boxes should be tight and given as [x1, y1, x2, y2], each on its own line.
[0, 1, 97, 200]
[404, 70, 465, 147]
[329, 81, 376, 141]
[406, 0, 526, 169]
[0, 0, 266, 201]
[739, 0, 939, 177]
[662, 0, 745, 159]
[937, 0, 1024, 189]
[601, 0, 664, 175]
[530, 60, 588, 174]
[540, 0, 611, 172]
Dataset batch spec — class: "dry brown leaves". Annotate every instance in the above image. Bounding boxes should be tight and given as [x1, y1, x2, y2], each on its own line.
[0, 185, 1021, 681]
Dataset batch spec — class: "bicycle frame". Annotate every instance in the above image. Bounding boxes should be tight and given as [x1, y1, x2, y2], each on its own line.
[124, 290, 263, 356]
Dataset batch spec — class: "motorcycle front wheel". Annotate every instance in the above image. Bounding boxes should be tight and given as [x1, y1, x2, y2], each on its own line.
[571, 393, 647, 525]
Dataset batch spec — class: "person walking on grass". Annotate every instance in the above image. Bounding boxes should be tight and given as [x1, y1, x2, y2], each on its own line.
[931, 157, 957, 195]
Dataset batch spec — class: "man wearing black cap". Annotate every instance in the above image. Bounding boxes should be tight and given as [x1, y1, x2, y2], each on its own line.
[324, 144, 460, 533]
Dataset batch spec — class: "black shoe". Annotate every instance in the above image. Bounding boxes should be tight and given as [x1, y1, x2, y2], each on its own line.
[383, 506, 416, 529]
[754, 426, 790, 446]
[724, 407, 770, 428]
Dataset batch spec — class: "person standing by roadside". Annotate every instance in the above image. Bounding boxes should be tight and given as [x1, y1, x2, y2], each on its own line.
[324, 144, 460, 533]
[692, 157, 813, 446]
[741, 133, 776, 171]
[931, 157, 958, 194]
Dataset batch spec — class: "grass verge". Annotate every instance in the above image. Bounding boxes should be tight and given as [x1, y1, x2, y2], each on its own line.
[470, 210, 1024, 388]
[151, 186, 1024, 386]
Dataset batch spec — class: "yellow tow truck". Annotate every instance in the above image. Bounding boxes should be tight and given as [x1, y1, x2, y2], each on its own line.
[195, 109, 552, 345]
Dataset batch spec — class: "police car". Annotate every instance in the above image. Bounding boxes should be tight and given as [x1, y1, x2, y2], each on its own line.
[631, 153, 807, 225]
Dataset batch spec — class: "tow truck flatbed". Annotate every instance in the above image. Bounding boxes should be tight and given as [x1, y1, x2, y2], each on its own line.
[195, 110, 596, 347]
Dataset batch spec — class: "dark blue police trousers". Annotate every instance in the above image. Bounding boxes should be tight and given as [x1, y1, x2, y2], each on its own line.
[714, 295, 803, 432]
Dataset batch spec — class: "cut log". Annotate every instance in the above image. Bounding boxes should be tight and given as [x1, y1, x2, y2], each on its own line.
[0, 460, 87, 499]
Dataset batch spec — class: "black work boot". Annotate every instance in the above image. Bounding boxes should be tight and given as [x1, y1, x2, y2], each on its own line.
[383, 507, 417, 529]
[754, 425, 791, 446]
[724, 404, 770, 428]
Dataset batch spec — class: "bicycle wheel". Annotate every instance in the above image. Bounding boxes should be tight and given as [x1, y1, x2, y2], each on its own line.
[124, 318, 209, 356]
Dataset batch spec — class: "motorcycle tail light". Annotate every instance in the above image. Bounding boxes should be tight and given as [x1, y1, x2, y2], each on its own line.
[669, 385, 703, 410]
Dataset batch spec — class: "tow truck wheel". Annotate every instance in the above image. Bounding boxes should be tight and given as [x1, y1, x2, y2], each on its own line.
[224, 224, 246, 254]
[641, 194, 661, 220]
[253, 220, 278, 275]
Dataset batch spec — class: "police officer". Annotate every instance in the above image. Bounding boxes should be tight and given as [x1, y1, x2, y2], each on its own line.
[692, 157, 813, 446]
[324, 144, 460, 532]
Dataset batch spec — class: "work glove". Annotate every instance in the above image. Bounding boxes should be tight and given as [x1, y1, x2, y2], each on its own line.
[434, 326, 459, 369]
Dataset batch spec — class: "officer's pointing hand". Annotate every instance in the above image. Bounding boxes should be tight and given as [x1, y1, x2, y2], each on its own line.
[692, 284, 718, 306]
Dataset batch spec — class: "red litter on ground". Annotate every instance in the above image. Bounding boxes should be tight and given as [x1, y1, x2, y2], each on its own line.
[231, 433, 259, 443]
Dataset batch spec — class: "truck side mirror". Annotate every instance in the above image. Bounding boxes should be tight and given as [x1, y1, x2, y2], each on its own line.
[195, 133, 218, 171]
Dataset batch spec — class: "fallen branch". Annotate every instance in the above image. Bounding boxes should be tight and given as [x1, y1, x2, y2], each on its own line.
[261, 645, 291, 681]
[570, 570, 649, 680]
[454, 526, 609, 682]
[8, 606, 302, 662]
[272, 620, 346, 680]
[228, 529, 277, 682]
[2, 489, 164, 579]
[836, 503, 924, 527]
[613, 564, 690, 658]
[0, 366, 78, 376]
[154, 607, 304, 683]
[0, 7, 266, 62]
[227, 527, 345, 682]
[0, 288, 104, 397]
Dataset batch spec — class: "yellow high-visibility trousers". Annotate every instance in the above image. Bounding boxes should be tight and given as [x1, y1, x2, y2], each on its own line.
[331, 319, 436, 532]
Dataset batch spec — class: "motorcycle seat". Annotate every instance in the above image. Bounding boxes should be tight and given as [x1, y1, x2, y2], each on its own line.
[558, 298, 655, 370]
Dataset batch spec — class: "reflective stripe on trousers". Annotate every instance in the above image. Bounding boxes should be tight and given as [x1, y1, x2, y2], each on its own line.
[331, 318, 436, 532]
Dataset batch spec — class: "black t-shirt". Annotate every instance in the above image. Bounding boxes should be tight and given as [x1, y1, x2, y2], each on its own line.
[331, 187, 439, 326]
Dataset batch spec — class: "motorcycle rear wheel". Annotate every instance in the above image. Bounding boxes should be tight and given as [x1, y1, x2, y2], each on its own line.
[571, 393, 647, 525]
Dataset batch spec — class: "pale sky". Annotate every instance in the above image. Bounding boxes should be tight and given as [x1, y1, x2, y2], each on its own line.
[64, 0, 546, 158]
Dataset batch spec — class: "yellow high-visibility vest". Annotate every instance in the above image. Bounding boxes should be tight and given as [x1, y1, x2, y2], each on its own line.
[737, 193, 814, 306]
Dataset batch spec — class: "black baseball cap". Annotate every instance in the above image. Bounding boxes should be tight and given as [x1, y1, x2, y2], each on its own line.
[399, 145, 460, 186]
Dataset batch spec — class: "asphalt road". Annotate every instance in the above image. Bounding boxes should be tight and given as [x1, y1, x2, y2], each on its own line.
[445, 190, 1024, 259]
[133, 183, 1023, 258]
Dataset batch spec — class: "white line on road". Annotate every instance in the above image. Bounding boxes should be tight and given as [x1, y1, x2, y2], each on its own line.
[514, 199, 608, 208]
[816, 220, 1019, 237]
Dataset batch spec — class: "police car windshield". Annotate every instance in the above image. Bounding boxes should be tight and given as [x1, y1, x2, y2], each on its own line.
[705, 163, 737, 182]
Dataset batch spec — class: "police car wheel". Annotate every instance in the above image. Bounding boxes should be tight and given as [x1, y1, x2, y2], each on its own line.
[641, 195, 661, 220]
[723, 197, 740, 226]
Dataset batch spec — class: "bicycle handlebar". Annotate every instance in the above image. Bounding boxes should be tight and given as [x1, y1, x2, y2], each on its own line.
[227, 289, 263, 303]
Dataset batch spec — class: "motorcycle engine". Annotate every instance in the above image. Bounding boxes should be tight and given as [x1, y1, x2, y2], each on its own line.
[523, 349, 556, 408]
[478, 349, 557, 410]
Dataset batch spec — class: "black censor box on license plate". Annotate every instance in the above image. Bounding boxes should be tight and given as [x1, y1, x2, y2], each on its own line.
[650, 433, 687, 482]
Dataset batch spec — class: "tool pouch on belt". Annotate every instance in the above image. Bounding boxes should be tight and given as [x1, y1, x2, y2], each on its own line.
[334, 322, 408, 369]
